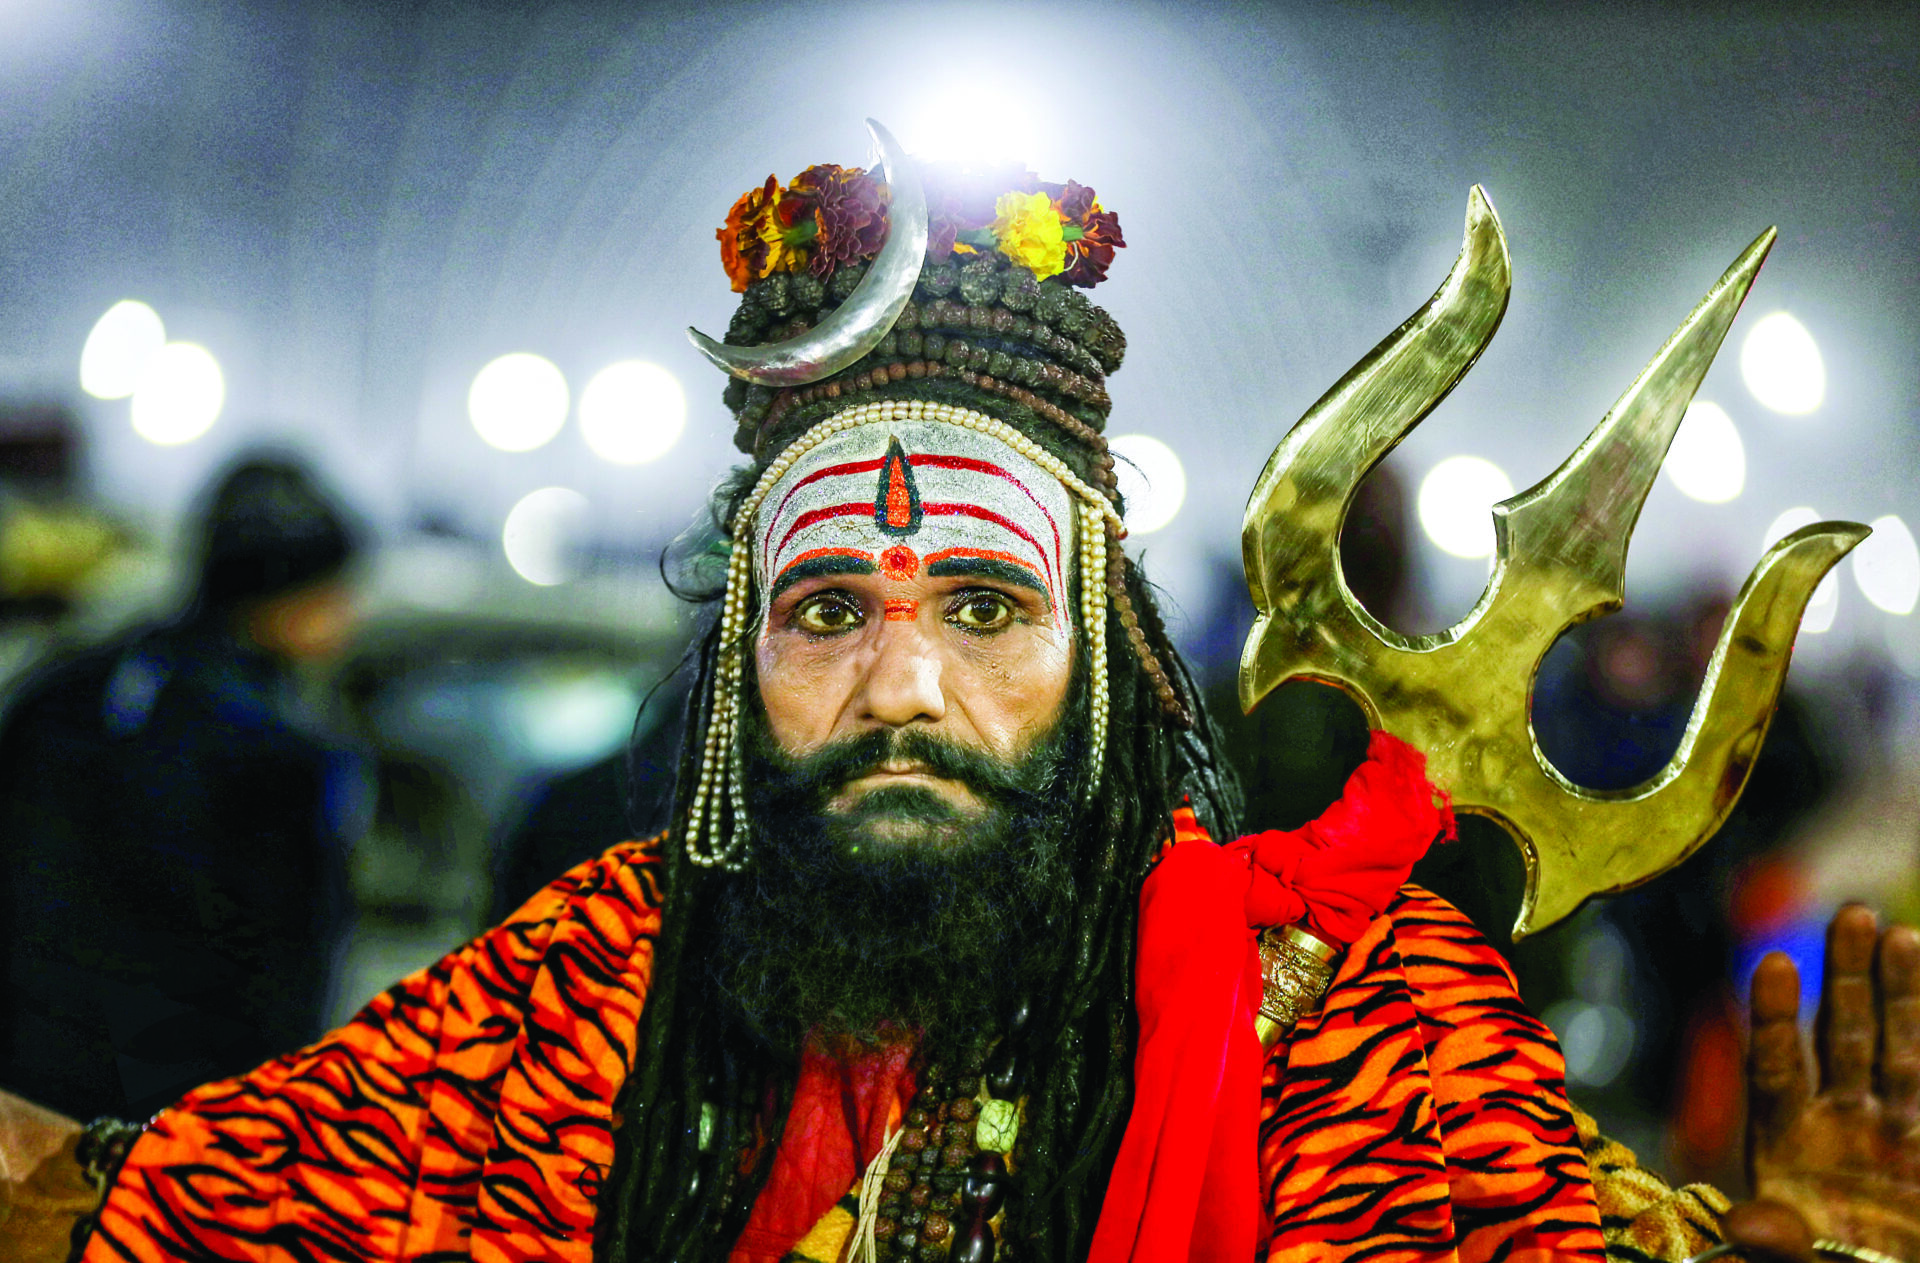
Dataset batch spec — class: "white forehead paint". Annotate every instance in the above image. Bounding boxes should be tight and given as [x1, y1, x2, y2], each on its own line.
[751, 418, 1077, 625]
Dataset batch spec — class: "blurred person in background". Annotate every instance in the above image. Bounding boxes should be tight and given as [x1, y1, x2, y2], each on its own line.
[0, 453, 365, 1123]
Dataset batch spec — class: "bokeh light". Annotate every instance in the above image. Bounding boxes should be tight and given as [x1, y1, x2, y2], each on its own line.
[1417, 455, 1514, 560]
[79, 300, 166, 400]
[579, 361, 686, 465]
[508, 675, 644, 769]
[1852, 514, 1919, 615]
[1542, 999, 1636, 1089]
[1740, 311, 1826, 415]
[129, 342, 224, 445]
[1663, 400, 1745, 504]
[1109, 433, 1187, 535]
[469, 353, 569, 452]
[502, 487, 589, 586]
[1762, 506, 1837, 632]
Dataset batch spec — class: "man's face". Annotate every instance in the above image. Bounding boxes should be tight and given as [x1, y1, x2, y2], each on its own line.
[748, 420, 1080, 844]
[754, 553, 1074, 838]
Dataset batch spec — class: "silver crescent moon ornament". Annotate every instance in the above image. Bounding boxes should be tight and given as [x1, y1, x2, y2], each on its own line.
[687, 118, 929, 387]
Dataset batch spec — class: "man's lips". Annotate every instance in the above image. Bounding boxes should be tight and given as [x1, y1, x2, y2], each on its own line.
[831, 760, 982, 810]
[845, 760, 942, 788]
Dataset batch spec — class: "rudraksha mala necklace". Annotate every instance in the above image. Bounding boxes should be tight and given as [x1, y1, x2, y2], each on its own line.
[869, 1035, 1027, 1263]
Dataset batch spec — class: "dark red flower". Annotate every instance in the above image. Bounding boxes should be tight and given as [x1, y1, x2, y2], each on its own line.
[790, 163, 890, 278]
[1060, 183, 1125, 288]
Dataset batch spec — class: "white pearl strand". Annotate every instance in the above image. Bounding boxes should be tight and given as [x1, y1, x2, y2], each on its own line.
[683, 399, 1125, 869]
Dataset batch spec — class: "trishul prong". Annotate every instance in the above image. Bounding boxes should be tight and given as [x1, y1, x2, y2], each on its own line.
[1239, 187, 1869, 940]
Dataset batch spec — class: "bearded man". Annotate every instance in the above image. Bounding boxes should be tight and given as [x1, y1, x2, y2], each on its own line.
[4, 132, 1916, 1263]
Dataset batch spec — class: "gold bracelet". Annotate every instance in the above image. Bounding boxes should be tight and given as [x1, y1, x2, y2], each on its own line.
[1253, 923, 1339, 1047]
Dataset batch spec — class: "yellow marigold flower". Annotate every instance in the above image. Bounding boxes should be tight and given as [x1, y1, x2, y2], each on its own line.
[990, 191, 1066, 280]
[756, 188, 811, 276]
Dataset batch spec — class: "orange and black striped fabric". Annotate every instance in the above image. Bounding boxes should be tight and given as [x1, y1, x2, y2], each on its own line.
[1261, 887, 1607, 1261]
[87, 835, 1612, 1262]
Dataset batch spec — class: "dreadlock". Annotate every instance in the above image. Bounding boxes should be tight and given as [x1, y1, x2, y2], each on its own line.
[596, 373, 1238, 1262]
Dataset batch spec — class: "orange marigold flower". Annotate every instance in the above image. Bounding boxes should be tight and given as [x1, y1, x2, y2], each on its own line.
[718, 175, 780, 293]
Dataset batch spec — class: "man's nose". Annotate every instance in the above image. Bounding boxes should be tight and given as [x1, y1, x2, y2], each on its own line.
[858, 620, 946, 727]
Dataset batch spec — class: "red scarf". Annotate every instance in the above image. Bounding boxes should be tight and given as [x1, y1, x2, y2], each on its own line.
[1089, 730, 1454, 1263]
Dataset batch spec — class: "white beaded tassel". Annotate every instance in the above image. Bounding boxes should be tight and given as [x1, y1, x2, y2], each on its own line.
[682, 399, 1126, 869]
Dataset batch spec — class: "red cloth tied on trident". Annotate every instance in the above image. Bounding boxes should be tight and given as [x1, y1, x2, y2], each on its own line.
[1089, 730, 1455, 1263]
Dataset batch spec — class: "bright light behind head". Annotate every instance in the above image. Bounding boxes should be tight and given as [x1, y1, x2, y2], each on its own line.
[130, 342, 224, 445]
[1418, 455, 1514, 560]
[579, 361, 686, 465]
[1763, 506, 1837, 632]
[470, 353, 569, 453]
[503, 487, 589, 586]
[1740, 312, 1825, 415]
[900, 81, 1043, 167]
[1663, 400, 1745, 504]
[1109, 434, 1186, 535]
[80, 300, 166, 400]
[1853, 515, 1919, 615]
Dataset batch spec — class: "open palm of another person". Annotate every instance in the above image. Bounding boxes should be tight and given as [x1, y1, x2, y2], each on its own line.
[1736, 904, 1920, 1260]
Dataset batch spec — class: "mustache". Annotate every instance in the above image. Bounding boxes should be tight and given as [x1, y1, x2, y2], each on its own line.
[766, 725, 1065, 807]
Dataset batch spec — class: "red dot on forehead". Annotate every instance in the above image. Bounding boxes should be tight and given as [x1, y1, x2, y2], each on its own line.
[879, 545, 919, 580]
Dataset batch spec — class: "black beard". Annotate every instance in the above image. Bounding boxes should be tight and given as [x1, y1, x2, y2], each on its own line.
[706, 711, 1084, 1051]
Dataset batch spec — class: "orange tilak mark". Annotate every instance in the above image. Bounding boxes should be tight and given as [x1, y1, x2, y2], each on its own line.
[879, 545, 919, 580]
[886, 454, 912, 528]
[884, 599, 918, 621]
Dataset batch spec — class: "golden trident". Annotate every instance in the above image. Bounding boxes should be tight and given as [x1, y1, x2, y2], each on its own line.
[1239, 188, 1869, 940]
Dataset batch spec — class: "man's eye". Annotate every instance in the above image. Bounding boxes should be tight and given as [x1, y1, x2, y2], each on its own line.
[792, 595, 863, 635]
[949, 592, 1014, 632]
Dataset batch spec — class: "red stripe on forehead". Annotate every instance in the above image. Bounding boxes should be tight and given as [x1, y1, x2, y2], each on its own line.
[762, 457, 887, 556]
[779, 502, 870, 551]
[761, 450, 1065, 561]
[773, 499, 1058, 598]
[907, 454, 1062, 564]
[919, 503, 1056, 594]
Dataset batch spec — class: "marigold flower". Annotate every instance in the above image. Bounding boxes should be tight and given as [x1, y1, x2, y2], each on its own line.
[1061, 188, 1125, 289]
[753, 184, 816, 278]
[990, 190, 1066, 280]
[790, 164, 889, 278]
[717, 175, 780, 293]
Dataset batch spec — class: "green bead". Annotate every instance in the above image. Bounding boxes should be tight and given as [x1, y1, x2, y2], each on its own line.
[828, 261, 867, 301]
[791, 272, 826, 308]
[1033, 283, 1070, 324]
[975, 1098, 1018, 1153]
[958, 258, 1001, 306]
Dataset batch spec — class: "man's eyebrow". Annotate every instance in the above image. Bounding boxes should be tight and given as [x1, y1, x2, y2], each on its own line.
[925, 556, 1050, 607]
[770, 553, 876, 601]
